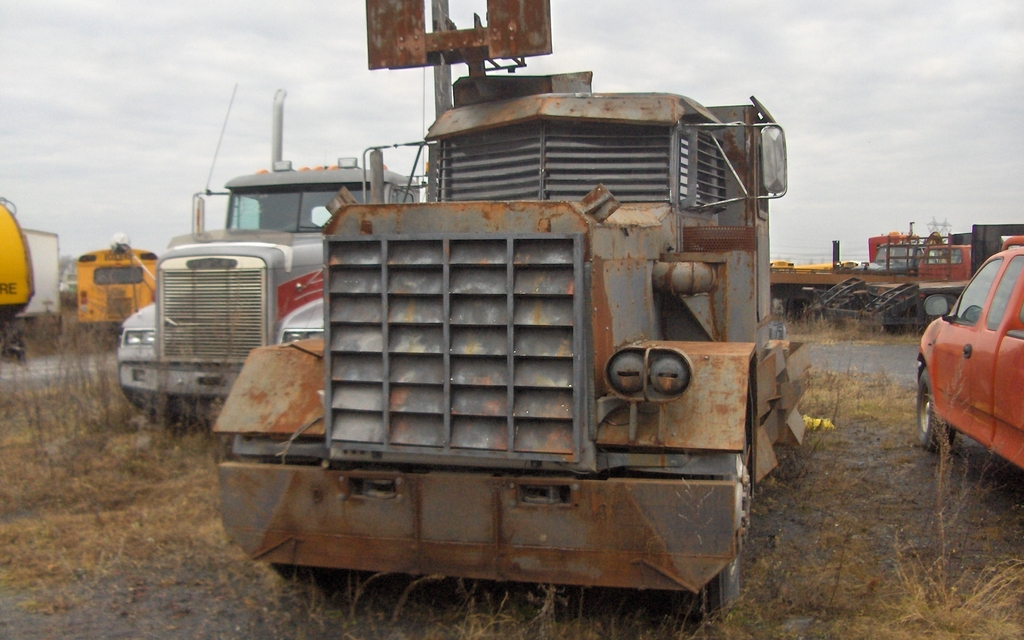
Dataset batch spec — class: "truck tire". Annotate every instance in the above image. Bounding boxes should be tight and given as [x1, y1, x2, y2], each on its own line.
[702, 553, 740, 613]
[917, 369, 954, 451]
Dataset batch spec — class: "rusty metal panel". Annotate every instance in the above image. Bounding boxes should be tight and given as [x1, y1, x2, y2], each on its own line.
[777, 408, 806, 447]
[600, 259, 654, 348]
[214, 341, 324, 436]
[754, 424, 779, 481]
[365, 0, 426, 70]
[219, 463, 738, 593]
[756, 350, 779, 418]
[426, 94, 719, 141]
[321, 201, 590, 240]
[486, 0, 551, 59]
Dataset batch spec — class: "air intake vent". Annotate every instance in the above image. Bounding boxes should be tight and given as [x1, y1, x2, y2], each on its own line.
[325, 233, 584, 464]
[439, 123, 672, 204]
[680, 131, 728, 208]
[438, 124, 541, 201]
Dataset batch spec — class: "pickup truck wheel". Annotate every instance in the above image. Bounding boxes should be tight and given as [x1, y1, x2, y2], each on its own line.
[917, 369, 954, 451]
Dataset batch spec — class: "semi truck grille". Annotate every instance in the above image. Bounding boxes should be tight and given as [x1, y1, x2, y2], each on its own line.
[160, 266, 266, 361]
[325, 234, 584, 463]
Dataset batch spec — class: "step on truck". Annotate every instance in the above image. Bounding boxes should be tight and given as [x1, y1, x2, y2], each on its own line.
[214, 0, 809, 610]
[117, 91, 413, 421]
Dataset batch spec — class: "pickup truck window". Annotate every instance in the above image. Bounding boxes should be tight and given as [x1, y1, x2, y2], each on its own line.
[986, 256, 1024, 330]
[951, 258, 1002, 326]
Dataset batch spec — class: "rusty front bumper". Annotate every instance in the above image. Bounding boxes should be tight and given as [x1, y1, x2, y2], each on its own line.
[219, 462, 740, 592]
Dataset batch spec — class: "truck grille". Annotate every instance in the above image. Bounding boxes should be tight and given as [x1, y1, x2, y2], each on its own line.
[160, 266, 266, 361]
[326, 234, 584, 463]
[439, 122, 671, 204]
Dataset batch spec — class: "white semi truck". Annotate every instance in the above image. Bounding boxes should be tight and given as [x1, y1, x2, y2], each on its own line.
[118, 93, 412, 420]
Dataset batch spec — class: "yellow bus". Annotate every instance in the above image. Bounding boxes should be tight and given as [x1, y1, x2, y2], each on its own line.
[77, 249, 157, 323]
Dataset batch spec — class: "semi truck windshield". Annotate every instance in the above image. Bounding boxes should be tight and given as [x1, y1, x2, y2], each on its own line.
[227, 187, 365, 232]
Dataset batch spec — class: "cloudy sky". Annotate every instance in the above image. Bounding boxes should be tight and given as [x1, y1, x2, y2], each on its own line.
[2, 0, 1021, 263]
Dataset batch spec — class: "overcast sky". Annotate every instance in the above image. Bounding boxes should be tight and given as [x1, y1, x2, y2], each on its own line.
[2, 1, 1021, 263]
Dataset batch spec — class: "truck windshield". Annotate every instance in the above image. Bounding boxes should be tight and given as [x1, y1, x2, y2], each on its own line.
[227, 186, 365, 232]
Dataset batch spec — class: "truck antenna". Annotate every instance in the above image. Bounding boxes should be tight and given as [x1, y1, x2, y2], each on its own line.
[205, 83, 238, 194]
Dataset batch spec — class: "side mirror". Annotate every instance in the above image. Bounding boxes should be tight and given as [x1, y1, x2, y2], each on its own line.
[761, 126, 787, 196]
[924, 294, 951, 317]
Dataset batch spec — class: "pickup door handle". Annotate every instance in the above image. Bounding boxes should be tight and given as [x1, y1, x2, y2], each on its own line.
[963, 344, 973, 358]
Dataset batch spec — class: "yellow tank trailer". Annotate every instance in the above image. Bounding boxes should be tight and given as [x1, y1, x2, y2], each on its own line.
[0, 197, 33, 359]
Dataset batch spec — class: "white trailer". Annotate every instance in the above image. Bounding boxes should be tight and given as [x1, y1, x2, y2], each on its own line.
[18, 230, 60, 317]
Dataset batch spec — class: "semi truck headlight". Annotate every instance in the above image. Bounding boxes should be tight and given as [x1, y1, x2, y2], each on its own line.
[123, 329, 155, 346]
[282, 329, 323, 343]
[605, 346, 693, 401]
[647, 351, 692, 397]
[606, 350, 645, 395]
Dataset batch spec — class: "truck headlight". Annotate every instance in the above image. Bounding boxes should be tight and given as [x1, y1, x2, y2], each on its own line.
[123, 329, 155, 346]
[647, 351, 692, 397]
[607, 350, 645, 395]
[282, 329, 323, 343]
[605, 346, 693, 401]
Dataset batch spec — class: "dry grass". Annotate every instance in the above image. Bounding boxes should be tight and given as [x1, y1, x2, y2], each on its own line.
[0, 335, 230, 590]
[1, 336, 1022, 638]
[714, 369, 1024, 639]
[787, 316, 921, 346]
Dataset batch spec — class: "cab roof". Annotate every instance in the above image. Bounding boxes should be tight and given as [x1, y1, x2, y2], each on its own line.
[426, 92, 721, 140]
[225, 166, 409, 189]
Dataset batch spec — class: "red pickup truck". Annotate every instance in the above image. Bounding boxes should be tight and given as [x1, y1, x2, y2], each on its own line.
[917, 237, 1024, 469]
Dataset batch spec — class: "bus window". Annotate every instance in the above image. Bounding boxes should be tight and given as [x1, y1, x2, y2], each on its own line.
[94, 266, 144, 285]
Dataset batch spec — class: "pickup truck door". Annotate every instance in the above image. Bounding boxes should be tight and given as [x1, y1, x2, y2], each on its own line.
[989, 256, 1024, 467]
[930, 258, 1003, 445]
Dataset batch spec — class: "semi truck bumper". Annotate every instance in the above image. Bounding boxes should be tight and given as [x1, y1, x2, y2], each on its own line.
[219, 462, 741, 592]
[119, 362, 241, 402]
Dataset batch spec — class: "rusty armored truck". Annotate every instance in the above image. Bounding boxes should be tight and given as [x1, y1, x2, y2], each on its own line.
[215, 0, 808, 610]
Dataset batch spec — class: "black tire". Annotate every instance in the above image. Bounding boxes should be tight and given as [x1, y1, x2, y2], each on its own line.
[917, 368, 954, 451]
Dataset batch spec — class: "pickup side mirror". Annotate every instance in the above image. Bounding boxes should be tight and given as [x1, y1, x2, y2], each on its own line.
[924, 294, 951, 317]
